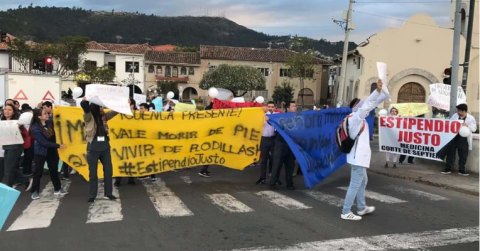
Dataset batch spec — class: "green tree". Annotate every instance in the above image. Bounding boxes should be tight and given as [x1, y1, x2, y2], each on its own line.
[8, 38, 36, 72]
[174, 45, 198, 52]
[77, 65, 116, 84]
[272, 80, 295, 109]
[199, 64, 266, 97]
[51, 36, 89, 76]
[285, 53, 316, 108]
[157, 81, 179, 99]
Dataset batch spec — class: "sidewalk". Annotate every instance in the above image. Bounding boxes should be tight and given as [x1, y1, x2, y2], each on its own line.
[369, 139, 479, 196]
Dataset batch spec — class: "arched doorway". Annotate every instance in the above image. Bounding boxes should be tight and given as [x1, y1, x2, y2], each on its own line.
[182, 87, 198, 101]
[297, 88, 314, 107]
[397, 82, 425, 103]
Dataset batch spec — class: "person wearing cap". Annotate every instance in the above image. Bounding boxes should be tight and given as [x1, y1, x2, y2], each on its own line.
[341, 79, 388, 221]
[441, 104, 477, 176]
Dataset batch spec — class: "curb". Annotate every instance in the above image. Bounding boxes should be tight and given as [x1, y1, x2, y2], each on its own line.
[368, 169, 479, 196]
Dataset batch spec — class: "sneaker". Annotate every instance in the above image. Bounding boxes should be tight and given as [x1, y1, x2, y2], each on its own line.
[198, 171, 211, 178]
[341, 212, 362, 221]
[150, 177, 157, 181]
[286, 185, 296, 190]
[171, 169, 179, 173]
[255, 178, 266, 185]
[384, 163, 389, 168]
[104, 195, 117, 200]
[357, 206, 375, 216]
[25, 178, 33, 192]
[31, 192, 40, 200]
[458, 171, 470, 177]
[87, 198, 95, 203]
[62, 177, 70, 181]
[275, 180, 282, 186]
[441, 170, 451, 175]
[70, 169, 77, 175]
[54, 189, 68, 196]
[393, 164, 397, 169]
[24, 173, 33, 177]
[407, 162, 415, 165]
[138, 176, 150, 181]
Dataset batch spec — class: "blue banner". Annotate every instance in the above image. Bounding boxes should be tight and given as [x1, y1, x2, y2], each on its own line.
[0, 183, 20, 230]
[267, 108, 375, 188]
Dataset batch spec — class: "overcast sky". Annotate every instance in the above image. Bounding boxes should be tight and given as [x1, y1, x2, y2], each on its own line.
[1, 0, 453, 43]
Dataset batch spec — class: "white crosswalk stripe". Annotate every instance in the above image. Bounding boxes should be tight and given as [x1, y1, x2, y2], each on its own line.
[142, 179, 194, 218]
[7, 181, 71, 231]
[86, 185, 123, 224]
[300, 190, 344, 207]
[337, 187, 408, 204]
[205, 193, 254, 213]
[386, 185, 449, 201]
[255, 191, 311, 210]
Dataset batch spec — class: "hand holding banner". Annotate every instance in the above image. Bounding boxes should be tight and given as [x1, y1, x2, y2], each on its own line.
[0, 121, 24, 145]
[427, 83, 467, 110]
[85, 84, 132, 115]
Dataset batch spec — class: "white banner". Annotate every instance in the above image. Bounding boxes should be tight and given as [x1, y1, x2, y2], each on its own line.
[379, 116, 462, 161]
[376, 62, 391, 100]
[85, 84, 132, 115]
[0, 121, 24, 145]
[133, 93, 146, 108]
[427, 83, 466, 111]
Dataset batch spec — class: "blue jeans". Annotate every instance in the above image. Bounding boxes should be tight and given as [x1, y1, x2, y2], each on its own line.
[342, 165, 368, 215]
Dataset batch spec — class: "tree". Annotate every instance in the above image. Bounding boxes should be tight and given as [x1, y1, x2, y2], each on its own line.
[77, 65, 115, 84]
[199, 64, 266, 97]
[272, 80, 295, 109]
[285, 53, 316, 108]
[51, 36, 89, 76]
[174, 45, 198, 52]
[157, 81, 179, 99]
[8, 38, 36, 72]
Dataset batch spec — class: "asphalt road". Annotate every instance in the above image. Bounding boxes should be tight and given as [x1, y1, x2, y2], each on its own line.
[1, 164, 478, 251]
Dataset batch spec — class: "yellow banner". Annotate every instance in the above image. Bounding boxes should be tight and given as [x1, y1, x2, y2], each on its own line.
[53, 107, 264, 180]
[391, 103, 429, 117]
[174, 102, 196, 112]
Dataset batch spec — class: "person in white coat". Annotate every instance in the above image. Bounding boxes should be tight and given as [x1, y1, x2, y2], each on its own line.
[385, 107, 399, 168]
[441, 104, 477, 176]
[341, 79, 388, 221]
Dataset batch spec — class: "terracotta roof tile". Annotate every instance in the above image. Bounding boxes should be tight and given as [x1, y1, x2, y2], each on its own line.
[87, 41, 151, 54]
[199, 45, 330, 64]
[86, 41, 107, 51]
[152, 44, 177, 52]
[0, 34, 18, 50]
[145, 51, 200, 65]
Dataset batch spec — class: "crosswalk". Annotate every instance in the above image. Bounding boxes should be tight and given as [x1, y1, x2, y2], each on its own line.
[5, 177, 453, 232]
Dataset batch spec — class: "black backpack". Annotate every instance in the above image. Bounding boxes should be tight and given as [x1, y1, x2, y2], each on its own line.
[335, 115, 365, 154]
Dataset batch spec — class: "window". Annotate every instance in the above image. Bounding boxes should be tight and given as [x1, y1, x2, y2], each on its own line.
[157, 65, 162, 74]
[84, 60, 97, 69]
[188, 67, 194, 75]
[370, 82, 377, 93]
[209, 65, 217, 71]
[357, 57, 361, 70]
[180, 67, 187, 75]
[148, 65, 154, 73]
[108, 62, 116, 71]
[172, 66, 178, 77]
[125, 61, 139, 73]
[307, 69, 315, 78]
[258, 68, 269, 77]
[165, 66, 171, 77]
[280, 69, 291, 77]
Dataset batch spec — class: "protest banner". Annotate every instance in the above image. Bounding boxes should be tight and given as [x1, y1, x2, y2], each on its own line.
[0, 121, 24, 145]
[267, 108, 375, 188]
[379, 116, 462, 161]
[391, 103, 429, 117]
[213, 99, 263, 109]
[151, 97, 163, 111]
[377, 62, 391, 99]
[85, 84, 132, 115]
[175, 102, 196, 112]
[427, 83, 467, 111]
[54, 106, 264, 180]
[133, 93, 147, 107]
[0, 183, 20, 231]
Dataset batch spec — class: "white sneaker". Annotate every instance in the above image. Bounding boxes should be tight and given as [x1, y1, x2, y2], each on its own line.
[25, 178, 33, 192]
[341, 212, 362, 221]
[70, 169, 77, 175]
[357, 206, 375, 216]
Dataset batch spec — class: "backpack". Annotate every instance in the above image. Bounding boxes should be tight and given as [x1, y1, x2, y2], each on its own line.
[20, 126, 31, 149]
[335, 115, 365, 154]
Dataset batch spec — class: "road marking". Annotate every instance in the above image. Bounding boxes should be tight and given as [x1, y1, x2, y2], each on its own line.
[86, 185, 123, 224]
[300, 190, 344, 207]
[225, 226, 479, 251]
[8, 181, 71, 231]
[205, 193, 254, 213]
[255, 191, 311, 210]
[180, 176, 192, 184]
[337, 187, 407, 204]
[386, 185, 449, 201]
[142, 179, 193, 218]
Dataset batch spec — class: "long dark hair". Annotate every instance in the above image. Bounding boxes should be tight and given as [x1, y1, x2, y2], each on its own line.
[29, 108, 54, 138]
[1, 104, 19, 120]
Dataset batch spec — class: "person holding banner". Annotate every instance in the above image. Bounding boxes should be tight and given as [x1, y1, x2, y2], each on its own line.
[341, 79, 388, 221]
[29, 108, 68, 200]
[385, 107, 399, 169]
[441, 104, 477, 176]
[256, 101, 277, 185]
[137, 103, 157, 181]
[199, 98, 215, 178]
[80, 97, 119, 203]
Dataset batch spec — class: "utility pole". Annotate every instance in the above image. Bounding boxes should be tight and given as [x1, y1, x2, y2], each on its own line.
[461, 0, 476, 92]
[450, 0, 463, 117]
[334, 0, 354, 107]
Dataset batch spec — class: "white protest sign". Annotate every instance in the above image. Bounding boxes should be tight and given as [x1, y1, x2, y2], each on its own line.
[0, 121, 24, 145]
[427, 83, 467, 111]
[377, 62, 391, 100]
[85, 84, 132, 115]
[217, 88, 233, 101]
[231, 97, 245, 103]
[133, 93, 146, 107]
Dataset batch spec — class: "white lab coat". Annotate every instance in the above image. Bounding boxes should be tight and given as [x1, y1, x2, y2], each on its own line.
[450, 113, 477, 150]
[346, 90, 388, 168]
